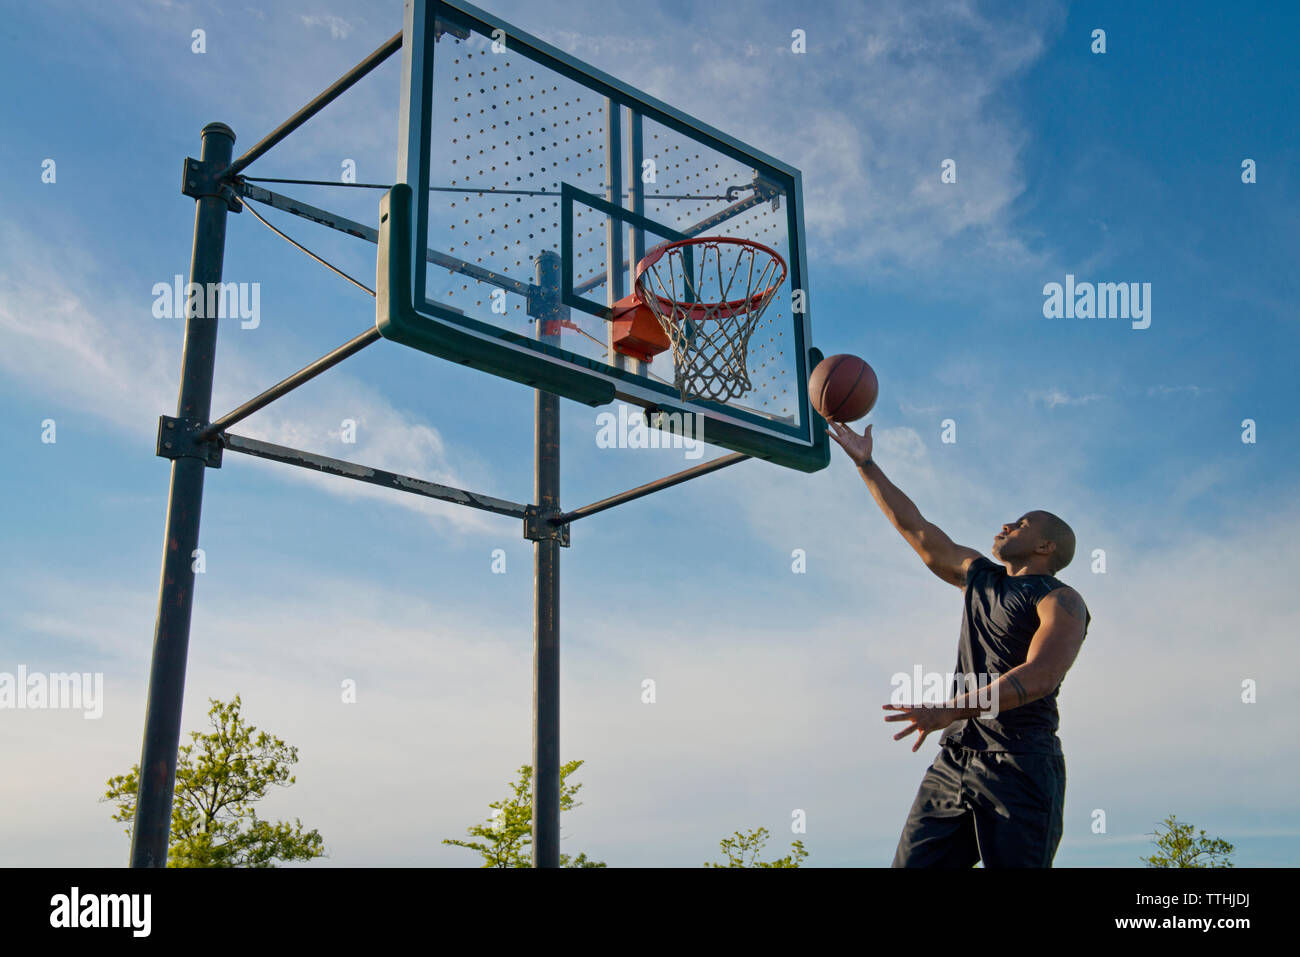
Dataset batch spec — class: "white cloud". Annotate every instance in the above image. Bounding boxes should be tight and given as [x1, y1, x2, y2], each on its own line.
[299, 14, 356, 40]
[1027, 389, 1106, 408]
[1146, 384, 1205, 398]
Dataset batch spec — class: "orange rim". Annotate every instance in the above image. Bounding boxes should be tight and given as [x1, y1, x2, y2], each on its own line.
[634, 236, 787, 322]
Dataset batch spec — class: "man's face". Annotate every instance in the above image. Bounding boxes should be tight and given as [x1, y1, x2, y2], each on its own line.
[992, 513, 1040, 562]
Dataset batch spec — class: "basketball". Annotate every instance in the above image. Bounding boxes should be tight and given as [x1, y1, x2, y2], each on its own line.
[809, 354, 878, 423]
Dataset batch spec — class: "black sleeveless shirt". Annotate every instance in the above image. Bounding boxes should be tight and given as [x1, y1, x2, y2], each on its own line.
[938, 557, 1090, 755]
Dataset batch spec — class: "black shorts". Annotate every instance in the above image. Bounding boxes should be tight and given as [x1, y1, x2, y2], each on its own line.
[891, 739, 1066, 867]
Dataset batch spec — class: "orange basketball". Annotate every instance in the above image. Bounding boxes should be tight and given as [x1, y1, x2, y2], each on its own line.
[809, 354, 878, 423]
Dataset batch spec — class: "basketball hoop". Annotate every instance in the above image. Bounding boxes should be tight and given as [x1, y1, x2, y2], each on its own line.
[612, 236, 787, 403]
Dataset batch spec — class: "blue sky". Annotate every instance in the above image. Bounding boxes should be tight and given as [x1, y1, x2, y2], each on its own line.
[1, 0, 1297, 867]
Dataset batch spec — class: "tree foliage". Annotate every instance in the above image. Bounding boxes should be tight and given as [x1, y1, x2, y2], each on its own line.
[443, 759, 605, 867]
[705, 826, 808, 868]
[1140, 814, 1234, 868]
[103, 695, 325, 867]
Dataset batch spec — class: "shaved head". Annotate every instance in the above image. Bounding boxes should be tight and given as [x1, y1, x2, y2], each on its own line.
[1030, 510, 1076, 574]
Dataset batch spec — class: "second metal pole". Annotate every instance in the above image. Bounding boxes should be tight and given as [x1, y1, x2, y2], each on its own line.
[532, 251, 563, 868]
[131, 122, 235, 866]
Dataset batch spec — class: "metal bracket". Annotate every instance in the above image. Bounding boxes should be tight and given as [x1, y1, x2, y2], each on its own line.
[754, 171, 782, 211]
[523, 506, 570, 547]
[434, 16, 471, 41]
[525, 282, 552, 317]
[182, 156, 242, 212]
[156, 416, 223, 468]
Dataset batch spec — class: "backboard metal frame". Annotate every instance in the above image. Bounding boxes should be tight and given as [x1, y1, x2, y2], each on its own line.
[387, 0, 829, 472]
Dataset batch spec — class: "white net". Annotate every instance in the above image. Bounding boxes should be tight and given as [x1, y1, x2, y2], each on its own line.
[635, 238, 787, 403]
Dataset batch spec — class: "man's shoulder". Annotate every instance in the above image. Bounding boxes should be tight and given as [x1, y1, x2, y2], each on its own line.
[1034, 582, 1086, 613]
[1040, 581, 1083, 601]
[963, 555, 1001, 586]
[1038, 583, 1090, 626]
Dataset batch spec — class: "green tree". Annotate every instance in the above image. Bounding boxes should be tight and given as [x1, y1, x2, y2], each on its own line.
[443, 759, 605, 867]
[1140, 814, 1234, 868]
[103, 695, 325, 867]
[706, 826, 808, 868]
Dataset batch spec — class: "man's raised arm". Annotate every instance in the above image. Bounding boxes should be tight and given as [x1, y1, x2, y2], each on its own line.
[826, 421, 982, 588]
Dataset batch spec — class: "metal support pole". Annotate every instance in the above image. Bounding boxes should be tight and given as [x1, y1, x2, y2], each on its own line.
[532, 251, 563, 868]
[628, 110, 646, 277]
[604, 100, 628, 371]
[199, 327, 382, 440]
[131, 122, 235, 867]
[552, 452, 750, 526]
[625, 109, 647, 379]
[219, 433, 530, 518]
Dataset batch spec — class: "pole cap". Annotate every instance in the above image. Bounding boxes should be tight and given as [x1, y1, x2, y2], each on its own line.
[202, 122, 236, 141]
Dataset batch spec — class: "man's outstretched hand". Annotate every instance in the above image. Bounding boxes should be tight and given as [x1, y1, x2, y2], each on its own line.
[883, 703, 962, 752]
[827, 420, 873, 468]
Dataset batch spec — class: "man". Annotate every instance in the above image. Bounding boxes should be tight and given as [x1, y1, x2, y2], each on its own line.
[827, 420, 1090, 868]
